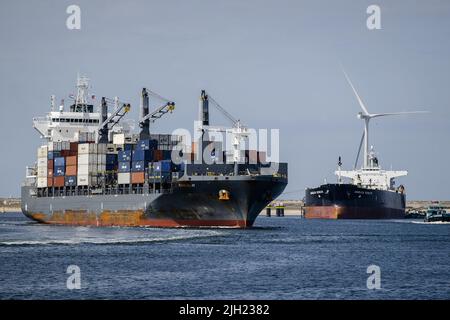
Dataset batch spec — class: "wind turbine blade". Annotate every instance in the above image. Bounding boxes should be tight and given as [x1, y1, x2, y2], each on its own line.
[354, 130, 365, 169]
[370, 111, 429, 118]
[341, 67, 370, 116]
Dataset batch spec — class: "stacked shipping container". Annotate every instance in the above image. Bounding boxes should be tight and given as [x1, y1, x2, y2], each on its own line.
[37, 146, 48, 188]
[35, 133, 214, 189]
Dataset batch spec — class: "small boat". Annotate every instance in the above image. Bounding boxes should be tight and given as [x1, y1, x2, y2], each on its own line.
[424, 205, 450, 222]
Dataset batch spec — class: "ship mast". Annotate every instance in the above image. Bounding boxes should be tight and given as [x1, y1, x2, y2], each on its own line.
[75, 75, 90, 112]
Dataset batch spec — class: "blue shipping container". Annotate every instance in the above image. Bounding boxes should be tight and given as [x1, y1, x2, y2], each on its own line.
[131, 161, 146, 172]
[153, 160, 171, 172]
[54, 166, 65, 176]
[106, 163, 117, 171]
[162, 150, 172, 160]
[106, 154, 118, 165]
[47, 151, 60, 160]
[123, 144, 134, 151]
[118, 162, 131, 173]
[135, 139, 158, 151]
[132, 150, 152, 161]
[161, 160, 172, 172]
[54, 157, 65, 167]
[118, 150, 132, 162]
[65, 176, 77, 186]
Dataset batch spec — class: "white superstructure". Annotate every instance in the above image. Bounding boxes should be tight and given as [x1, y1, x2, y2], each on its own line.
[32, 75, 132, 142]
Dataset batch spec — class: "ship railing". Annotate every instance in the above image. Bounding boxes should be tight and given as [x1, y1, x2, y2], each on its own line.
[33, 183, 174, 198]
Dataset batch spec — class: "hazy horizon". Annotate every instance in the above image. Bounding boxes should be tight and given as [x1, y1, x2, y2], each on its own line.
[1, 0, 449, 200]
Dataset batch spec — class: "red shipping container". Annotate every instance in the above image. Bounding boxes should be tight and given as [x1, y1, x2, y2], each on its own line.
[66, 156, 77, 166]
[131, 172, 145, 184]
[48, 169, 54, 178]
[53, 176, 65, 187]
[47, 160, 54, 169]
[154, 150, 163, 161]
[47, 178, 53, 187]
[70, 142, 78, 152]
[66, 165, 77, 176]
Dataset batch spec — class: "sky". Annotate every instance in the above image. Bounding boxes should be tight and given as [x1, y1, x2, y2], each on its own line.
[0, 0, 449, 200]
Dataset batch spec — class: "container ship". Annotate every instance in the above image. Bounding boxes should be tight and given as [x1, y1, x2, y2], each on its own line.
[304, 69, 426, 219]
[21, 76, 288, 228]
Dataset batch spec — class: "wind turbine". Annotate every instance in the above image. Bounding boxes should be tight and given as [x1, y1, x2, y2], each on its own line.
[342, 68, 428, 169]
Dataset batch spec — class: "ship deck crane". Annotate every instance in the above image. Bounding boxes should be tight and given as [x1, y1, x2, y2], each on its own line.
[98, 97, 131, 143]
[139, 88, 175, 140]
[199, 91, 249, 174]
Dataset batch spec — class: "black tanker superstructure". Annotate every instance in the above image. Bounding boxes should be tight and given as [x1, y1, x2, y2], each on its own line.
[21, 77, 287, 228]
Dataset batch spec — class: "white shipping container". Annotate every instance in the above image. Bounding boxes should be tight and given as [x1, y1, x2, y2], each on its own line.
[113, 133, 125, 145]
[78, 143, 89, 154]
[97, 154, 106, 165]
[37, 145, 48, 158]
[37, 177, 47, 188]
[37, 158, 47, 167]
[77, 164, 89, 175]
[118, 172, 131, 184]
[37, 167, 48, 177]
[77, 164, 97, 175]
[97, 143, 106, 154]
[77, 154, 97, 166]
[77, 175, 91, 186]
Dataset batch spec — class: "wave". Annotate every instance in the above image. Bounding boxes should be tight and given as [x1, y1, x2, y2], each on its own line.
[409, 221, 450, 225]
[0, 231, 224, 246]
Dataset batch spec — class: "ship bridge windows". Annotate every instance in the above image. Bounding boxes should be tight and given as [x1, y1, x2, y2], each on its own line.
[51, 118, 99, 124]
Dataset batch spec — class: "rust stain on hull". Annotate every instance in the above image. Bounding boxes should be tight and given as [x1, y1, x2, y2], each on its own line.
[304, 206, 405, 219]
[27, 210, 248, 228]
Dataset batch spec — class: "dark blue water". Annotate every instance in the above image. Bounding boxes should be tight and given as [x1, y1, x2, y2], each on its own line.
[0, 213, 449, 299]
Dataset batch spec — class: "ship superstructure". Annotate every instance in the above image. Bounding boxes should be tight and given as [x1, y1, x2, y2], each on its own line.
[32, 76, 132, 142]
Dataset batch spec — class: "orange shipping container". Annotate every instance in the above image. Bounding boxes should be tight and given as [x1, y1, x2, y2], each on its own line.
[47, 178, 53, 187]
[131, 172, 145, 184]
[48, 160, 54, 169]
[66, 165, 77, 176]
[66, 156, 77, 166]
[53, 176, 65, 187]
[48, 169, 53, 178]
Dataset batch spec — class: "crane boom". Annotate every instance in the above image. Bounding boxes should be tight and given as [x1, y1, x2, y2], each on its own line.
[140, 101, 175, 124]
[207, 94, 239, 125]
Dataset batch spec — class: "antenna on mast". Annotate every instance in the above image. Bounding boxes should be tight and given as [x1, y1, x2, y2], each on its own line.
[50, 95, 56, 111]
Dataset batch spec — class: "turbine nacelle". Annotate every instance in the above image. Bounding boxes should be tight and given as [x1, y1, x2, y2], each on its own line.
[357, 112, 368, 119]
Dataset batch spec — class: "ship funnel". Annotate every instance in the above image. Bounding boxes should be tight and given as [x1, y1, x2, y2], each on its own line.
[139, 88, 150, 140]
[98, 97, 109, 143]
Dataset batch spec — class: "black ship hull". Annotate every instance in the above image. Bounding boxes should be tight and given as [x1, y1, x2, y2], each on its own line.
[21, 175, 287, 228]
[304, 183, 406, 219]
